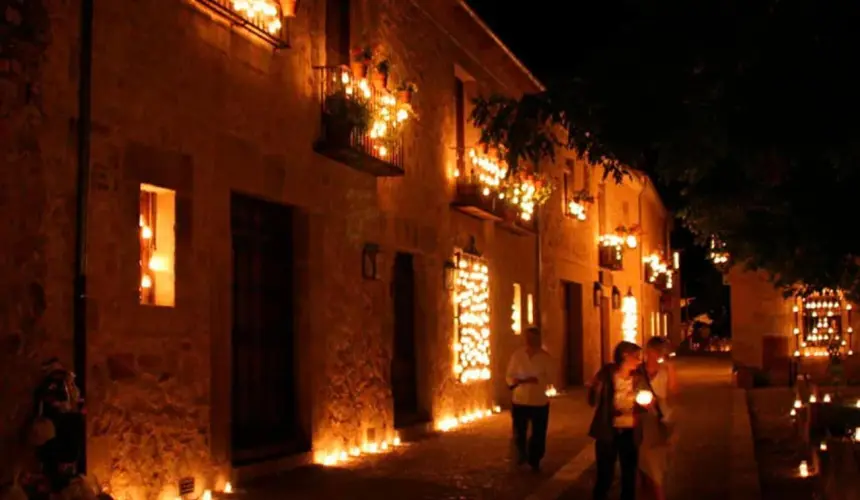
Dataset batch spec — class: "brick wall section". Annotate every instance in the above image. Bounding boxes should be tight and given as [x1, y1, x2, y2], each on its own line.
[0, 0, 676, 496]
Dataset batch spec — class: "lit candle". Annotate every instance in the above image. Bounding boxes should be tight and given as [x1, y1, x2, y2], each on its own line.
[635, 390, 654, 406]
[794, 399, 802, 409]
[790, 408, 797, 417]
[224, 482, 233, 494]
[823, 394, 832, 403]
[799, 461, 809, 478]
[809, 395, 817, 404]
[820, 442, 828, 451]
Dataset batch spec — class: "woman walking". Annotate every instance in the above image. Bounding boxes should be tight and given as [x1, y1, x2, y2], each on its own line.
[587, 341, 649, 500]
[638, 337, 678, 500]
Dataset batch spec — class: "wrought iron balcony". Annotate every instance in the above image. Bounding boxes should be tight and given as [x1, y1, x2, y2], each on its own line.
[599, 243, 624, 271]
[313, 66, 405, 177]
[194, 0, 289, 48]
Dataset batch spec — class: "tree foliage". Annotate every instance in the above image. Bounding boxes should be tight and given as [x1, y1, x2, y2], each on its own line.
[471, 0, 860, 300]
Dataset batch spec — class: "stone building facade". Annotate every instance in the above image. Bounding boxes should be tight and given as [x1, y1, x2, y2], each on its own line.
[0, 0, 678, 498]
[729, 268, 860, 387]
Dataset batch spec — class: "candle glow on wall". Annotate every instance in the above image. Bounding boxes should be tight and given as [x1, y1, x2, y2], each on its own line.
[454, 251, 491, 383]
[621, 291, 638, 343]
[512, 283, 522, 335]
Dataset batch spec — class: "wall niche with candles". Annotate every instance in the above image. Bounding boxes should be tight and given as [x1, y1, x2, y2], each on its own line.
[139, 183, 176, 307]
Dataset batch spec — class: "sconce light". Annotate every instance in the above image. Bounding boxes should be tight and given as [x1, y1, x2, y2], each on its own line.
[593, 282, 603, 308]
[611, 286, 622, 310]
[362, 243, 380, 280]
[443, 259, 457, 291]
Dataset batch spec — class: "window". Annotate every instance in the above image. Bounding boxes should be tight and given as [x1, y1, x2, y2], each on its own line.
[325, 0, 350, 64]
[455, 77, 466, 166]
[512, 283, 523, 334]
[526, 293, 535, 325]
[139, 184, 176, 307]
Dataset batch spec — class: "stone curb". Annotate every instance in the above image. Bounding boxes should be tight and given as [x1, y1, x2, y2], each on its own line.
[731, 389, 763, 500]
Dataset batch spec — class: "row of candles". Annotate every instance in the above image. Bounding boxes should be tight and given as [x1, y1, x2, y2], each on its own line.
[790, 393, 860, 478]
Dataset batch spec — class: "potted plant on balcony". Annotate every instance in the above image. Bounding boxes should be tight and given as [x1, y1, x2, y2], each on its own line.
[323, 89, 371, 148]
[351, 46, 373, 79]
[373, 58, 391, 89]
[283, 0, 299, 17]
[396, 81, 418, 104]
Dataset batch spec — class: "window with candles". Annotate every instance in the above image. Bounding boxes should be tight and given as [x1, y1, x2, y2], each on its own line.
[139, 183, 176, 307]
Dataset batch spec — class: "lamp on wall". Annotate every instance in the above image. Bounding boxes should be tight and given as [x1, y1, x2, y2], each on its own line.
[611, 286, 622, 310]
[362, 243, 380, 280]
[593, 282, 603, 308]
[443, 259, 457, 291]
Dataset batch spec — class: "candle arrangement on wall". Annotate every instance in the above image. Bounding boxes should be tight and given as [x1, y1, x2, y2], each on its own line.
[453, 249, 491, 383]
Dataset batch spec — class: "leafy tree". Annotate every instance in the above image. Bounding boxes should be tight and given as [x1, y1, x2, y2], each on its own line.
[471, 0, 860, 300]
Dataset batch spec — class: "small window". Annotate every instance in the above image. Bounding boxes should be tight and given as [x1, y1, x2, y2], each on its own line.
[512, 283, 523, 334]
[139, 183, 176, 307]
[526, 293, 535, 326]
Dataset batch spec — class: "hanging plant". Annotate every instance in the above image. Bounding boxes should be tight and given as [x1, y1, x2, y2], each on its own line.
[283, 0, 299, 18]
[499, 170, 554, 209]
[571, 188, 595, 204]
[396, 80, 418, 104]
[350, 46, 373, 79]
[373, 58, 391, 89]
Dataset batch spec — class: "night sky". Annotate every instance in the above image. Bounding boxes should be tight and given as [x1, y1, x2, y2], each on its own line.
[466, 0, 730, 332]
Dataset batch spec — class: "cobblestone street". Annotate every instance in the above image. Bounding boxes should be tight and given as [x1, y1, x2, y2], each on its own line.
[558, 355, 761, 500]
[242, 390, 594, 499]
[239, 357, 760, 499]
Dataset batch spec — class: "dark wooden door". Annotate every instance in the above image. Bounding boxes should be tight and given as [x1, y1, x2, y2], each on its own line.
[600, 296, 612, 364]
[563, 282, 585, 386]
[230, 193, 304, 465]
[391, 253, 423, 428]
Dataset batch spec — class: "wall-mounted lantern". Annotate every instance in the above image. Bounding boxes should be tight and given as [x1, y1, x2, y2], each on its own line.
[362, 243, 380, 280]
[611, 286, 622, 310]
[443, 259, 457, 291]
[593, 282, 603, 308]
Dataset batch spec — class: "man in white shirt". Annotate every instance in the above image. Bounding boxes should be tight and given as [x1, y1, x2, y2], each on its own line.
[505, 326, 554, 472]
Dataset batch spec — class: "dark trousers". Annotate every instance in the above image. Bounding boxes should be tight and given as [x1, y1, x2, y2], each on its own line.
[594, 429, 638, 500]
[511, 403, 550, 466]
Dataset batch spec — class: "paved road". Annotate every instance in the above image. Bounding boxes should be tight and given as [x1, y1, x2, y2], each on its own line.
[558, 355, 755, 500]
[239, 356, 757, 499]
[242, 390, 595, 499]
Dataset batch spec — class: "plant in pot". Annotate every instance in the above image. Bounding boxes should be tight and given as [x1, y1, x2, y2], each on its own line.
[396, 81, 418, 104]
[351, 46, 373, 79]
[283, 0, 298, 17]
[323, 89, 371, 148]
[373, 58, 391, 89]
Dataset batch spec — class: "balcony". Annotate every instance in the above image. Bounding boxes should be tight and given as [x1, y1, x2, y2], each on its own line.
[644, 253, 674, 290]
[499, 206, 536, 235]
[598, 235, 624, 270]
[314, 66, 406, 177]
[451, 148, 506, 220]
[194, 0, 290, 48]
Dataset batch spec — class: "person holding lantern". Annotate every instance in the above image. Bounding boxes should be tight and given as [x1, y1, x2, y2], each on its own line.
[587, 341, 653, 500]
[637, 337, 678, 500]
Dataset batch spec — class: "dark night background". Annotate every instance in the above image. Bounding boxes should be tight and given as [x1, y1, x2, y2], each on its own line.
[466, 0, 730, 336]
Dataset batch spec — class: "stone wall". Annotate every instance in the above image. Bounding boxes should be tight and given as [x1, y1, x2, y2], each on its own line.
[0, 0, 676, 497]
[0, 0, 78, 483]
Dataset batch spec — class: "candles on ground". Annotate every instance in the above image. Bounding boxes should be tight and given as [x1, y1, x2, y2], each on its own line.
[799, 461, 809, 478]
[823, 394, 832, 403]
[809, 394, 818, 404]
[794, 399, 803, 409]
[820, 442, 828, 451]
[790, 408, 797, 417]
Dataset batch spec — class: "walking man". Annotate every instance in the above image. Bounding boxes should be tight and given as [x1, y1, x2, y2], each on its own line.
[506, 326, 554, 472]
